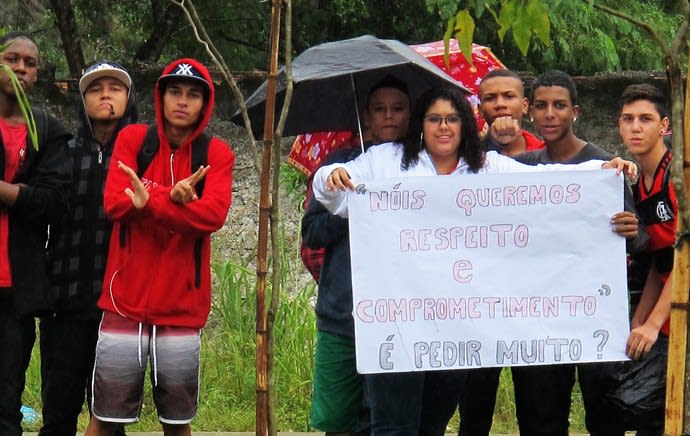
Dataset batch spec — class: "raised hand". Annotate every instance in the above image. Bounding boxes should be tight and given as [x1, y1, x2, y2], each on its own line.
[170, 165, 210, 204]
[118, 161, 149, 210]
[488, 116, 521, 145]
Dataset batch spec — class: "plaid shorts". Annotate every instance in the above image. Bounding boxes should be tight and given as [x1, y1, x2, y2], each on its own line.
[91, 311, 201, 424]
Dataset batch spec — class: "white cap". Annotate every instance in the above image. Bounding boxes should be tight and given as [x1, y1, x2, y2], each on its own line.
[79, 61, 132, 94]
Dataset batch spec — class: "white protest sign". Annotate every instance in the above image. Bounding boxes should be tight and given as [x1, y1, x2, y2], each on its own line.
[348, 170, 629, 374]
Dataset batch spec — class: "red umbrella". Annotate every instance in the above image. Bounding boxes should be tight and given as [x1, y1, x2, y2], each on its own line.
[288, 131, 356, 177]
[287, 39, 506, 176]
[410, 40, 506, 95]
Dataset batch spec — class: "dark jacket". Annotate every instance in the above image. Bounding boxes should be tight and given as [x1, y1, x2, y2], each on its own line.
[301, 143, 372, 337]
[46, 82, 138, 319]
[1, 108, 72, 318]
[516, 142, 648, 255]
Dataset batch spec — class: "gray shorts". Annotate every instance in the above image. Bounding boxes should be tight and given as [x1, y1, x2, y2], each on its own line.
[91, 311, 201, 424]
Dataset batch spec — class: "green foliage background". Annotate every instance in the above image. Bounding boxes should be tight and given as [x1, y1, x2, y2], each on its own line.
[3, 0, 687, 432]
[0, 0, 686, 78]
[429, 0, 686, 74]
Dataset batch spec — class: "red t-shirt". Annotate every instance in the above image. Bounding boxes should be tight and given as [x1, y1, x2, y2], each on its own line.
[522, 130, 545, 151]
[0, 119, 28, 287]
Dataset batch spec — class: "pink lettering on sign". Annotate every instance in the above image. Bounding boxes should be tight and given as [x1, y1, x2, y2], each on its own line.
[400, 224, 529, 252]
[369, 190, 426, 211]
[456, 183, 582, 216]
[355, 295, 598, 323]
[453, 260, 473, 283]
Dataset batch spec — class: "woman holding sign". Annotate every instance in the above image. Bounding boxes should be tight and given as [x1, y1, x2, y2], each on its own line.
[312, 85, 638, 435]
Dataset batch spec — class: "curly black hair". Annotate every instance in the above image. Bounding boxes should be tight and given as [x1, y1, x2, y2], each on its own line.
[401, 86, 485, 173]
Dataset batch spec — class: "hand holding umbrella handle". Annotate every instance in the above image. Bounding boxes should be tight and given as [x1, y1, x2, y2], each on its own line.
[327, 167, 356, 192]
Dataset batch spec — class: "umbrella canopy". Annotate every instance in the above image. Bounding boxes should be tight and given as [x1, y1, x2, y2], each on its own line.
[410, 40, 506, 95]
[233, 34, 469, 138]
[285, 39, 507, 176]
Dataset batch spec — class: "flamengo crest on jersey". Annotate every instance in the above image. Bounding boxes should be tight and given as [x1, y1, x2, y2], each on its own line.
[656, 200, 673, 222]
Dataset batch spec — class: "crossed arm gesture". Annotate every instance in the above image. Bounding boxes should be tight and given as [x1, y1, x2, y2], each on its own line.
[117, 160, 210, 209]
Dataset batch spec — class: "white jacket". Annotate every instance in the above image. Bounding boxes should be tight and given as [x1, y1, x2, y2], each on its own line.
[312, 142, 604, 217]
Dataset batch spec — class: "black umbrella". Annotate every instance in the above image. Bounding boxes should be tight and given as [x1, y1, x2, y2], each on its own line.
[233, 34, 469, 139]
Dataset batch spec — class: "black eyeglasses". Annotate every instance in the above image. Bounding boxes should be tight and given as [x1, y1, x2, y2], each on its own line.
[423, 114, 461, 125]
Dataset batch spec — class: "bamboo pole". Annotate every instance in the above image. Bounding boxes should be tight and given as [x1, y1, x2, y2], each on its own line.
[256, 1, 282, 435]
[266, 1, 292, 435]
[664, 60, 690, 436]
[665, 219, 690, 436]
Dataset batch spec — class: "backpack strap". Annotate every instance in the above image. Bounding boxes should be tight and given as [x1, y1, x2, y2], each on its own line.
[189, 133, 210, 289]
[190, 132, 211, 197]
[136, 124, 159, 178]
[32, 106, 49, 152]
[135, 124, 211, 198]
[24, 106, 49, 153]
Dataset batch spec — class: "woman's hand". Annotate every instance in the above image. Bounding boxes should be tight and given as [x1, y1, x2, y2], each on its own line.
[326, 167, 355, 191]
[601, 157, 638, 179]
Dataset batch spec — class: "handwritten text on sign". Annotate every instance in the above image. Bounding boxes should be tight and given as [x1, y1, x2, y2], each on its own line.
[347, 170, 629, 374]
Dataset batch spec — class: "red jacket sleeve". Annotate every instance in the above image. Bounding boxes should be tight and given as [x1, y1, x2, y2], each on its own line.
[103, 125, 156, 222]
[144, 138, 234, 234]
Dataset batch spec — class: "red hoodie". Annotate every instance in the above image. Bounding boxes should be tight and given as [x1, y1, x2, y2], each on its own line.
[99, 58, 235, 328]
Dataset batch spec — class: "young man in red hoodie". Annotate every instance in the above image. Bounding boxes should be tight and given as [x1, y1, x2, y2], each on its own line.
[85, 58, 235, 436]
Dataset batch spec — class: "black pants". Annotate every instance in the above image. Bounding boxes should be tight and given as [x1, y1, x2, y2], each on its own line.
[38, 316, 127, 436]
[365, 371, 425, 435]
[455, 365, 576, 436]
[511, 365, 575, 436]
[38, 317, 99, 436]
[577, 362, 627, 436]
[458, 367, 502, 436]
[418, 369, 467, 436]
[0, 294, 36, 436]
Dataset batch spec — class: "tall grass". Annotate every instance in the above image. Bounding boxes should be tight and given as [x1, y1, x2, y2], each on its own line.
[204, 259, 317, 431]
[22, 256, 317, 432]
